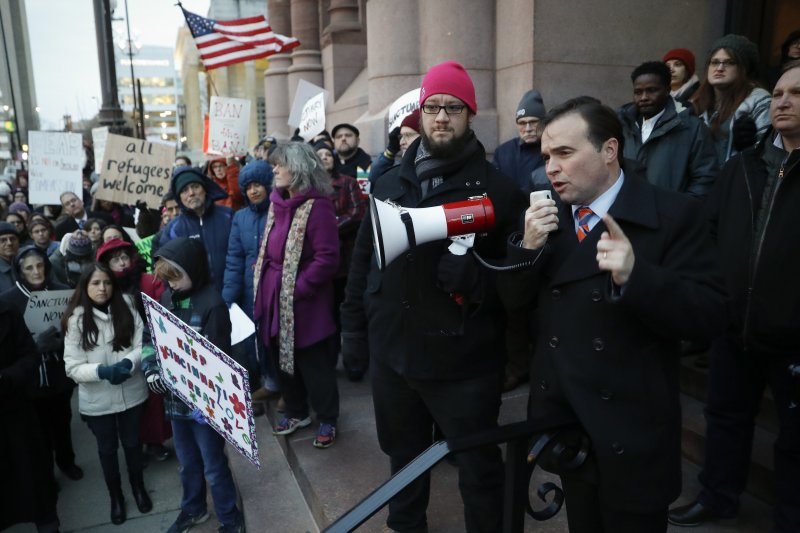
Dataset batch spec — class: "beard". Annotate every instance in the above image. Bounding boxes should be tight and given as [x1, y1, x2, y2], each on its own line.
[420, 127, 474, 159]
[336, 144, 356, 159]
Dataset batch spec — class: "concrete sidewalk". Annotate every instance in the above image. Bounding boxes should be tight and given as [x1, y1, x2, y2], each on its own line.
[9, 366, 773, 533]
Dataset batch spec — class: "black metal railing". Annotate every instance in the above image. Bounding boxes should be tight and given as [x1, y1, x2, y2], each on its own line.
[322, 415, 590, 533]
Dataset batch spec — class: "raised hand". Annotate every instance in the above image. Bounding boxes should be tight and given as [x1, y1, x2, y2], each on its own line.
[596, 214, 635, 286]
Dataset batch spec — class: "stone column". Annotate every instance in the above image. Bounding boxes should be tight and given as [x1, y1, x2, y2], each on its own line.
[264, 0, 292, 137]
[418, 0, 498, 150]
[287, 0, 324, 107]
[322, 0, 366, 101]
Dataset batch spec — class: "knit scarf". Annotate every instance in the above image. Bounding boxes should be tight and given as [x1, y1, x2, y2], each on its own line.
[414, 132, 479, 186]
[254, 199, 315, 375]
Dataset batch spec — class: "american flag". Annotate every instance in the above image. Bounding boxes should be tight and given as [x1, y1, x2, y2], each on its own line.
[181, 7, 300, 70]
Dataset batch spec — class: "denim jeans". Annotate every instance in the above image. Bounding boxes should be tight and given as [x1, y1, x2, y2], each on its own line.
[171, 419, 242, 527]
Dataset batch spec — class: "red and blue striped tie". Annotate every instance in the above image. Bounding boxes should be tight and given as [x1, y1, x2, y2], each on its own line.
[575, 206, 594, 242]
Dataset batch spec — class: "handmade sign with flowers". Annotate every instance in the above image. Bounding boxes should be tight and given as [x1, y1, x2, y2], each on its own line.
[142, 293, 260, 467]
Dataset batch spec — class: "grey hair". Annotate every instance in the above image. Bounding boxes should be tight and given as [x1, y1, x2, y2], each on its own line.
[268, 142, 333, 195]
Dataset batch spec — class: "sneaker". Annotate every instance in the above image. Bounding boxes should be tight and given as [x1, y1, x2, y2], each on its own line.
[218, 522, 244, 533]
[313, 423, 336, 448]
[272, 416, 311, 436]
[166, 510, 210, 533]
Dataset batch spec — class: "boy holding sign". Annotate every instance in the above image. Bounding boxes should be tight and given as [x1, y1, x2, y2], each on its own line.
[143, 237, 244, 533]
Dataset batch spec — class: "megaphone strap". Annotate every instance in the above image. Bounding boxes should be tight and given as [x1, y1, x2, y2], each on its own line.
[399, 210, 417, 249]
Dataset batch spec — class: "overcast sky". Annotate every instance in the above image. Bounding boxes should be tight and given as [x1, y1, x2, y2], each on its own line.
[25, 0, 210, 130]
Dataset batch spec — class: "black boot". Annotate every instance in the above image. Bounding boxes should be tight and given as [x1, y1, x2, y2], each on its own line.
[129, 472, 153, 513]
[108, 481, 126, 525]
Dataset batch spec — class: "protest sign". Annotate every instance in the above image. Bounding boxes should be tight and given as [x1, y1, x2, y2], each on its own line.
[207, 96, 251, 156]
[288, 79, 328, 128]
[24, 290, 74, 336]
[387, 88, 420, 132]
[28, 131, 84, 205]
[94, 133, 174, 208]
[92, 127, 109, 176]
[142, 293, 260, 467]
[298, 92, 325, 141]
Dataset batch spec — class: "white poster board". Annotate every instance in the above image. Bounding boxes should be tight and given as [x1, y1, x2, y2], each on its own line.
[92, 126, 109, 176]
[288, 79, 328, 129]
[142, 294, 260, 467]
[207, 96, 251, 157]
[24, 289, 74, 336]
[298, 92, 326, 141]
[28, 131, 84, 205]
[387, 88, 421, 132]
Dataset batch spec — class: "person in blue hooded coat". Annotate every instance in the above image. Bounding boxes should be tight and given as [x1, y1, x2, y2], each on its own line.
[153, 166, 234, 293]
[222, 160, 279, 402]
[222, 160, 273, 318]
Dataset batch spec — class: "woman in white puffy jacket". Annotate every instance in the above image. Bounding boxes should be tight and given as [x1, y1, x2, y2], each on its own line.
[62, 263, 151, 526]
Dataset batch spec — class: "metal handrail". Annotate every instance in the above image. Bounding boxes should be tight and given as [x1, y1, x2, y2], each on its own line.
[322, 416, 590, 533]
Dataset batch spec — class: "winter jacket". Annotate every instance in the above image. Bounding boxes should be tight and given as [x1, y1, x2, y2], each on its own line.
[701, 87, 771, 163]
[619, 98, 719, 198]
[63, 295, 148, 416]
[707, 130, 800, 354]
[492, 137, 544, 192]
[0, 246, 74, 397]
[253, 188, 339, 350]
[156, 172, 234, 293]
[207, 157, 243, 211]
[340, 136, 528, 380]
[149, 236, 232, 420]
[222, 165, 272, 318]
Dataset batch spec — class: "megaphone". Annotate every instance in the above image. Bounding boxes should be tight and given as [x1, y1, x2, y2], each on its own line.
[370, 195, 496, 270]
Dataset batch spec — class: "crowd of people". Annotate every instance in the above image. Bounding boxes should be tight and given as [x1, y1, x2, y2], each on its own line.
[1, 29, 799, 533]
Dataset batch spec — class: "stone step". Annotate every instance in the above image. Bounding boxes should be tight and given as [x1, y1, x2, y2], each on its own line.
[680, 392, 775, 505]
[679, 355, 779, 435]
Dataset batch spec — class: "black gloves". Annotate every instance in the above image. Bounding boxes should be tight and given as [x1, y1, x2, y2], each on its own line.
[341, 332, 368, 370]
[732, 116, 757, 152]
[437, 251, 480, 301]
[385, 127, 401, 158]
[97, 359, 133, 385]
[35, 326, 62, 353]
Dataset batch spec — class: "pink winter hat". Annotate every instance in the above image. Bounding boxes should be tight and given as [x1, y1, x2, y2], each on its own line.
[419, 61, 477, 114]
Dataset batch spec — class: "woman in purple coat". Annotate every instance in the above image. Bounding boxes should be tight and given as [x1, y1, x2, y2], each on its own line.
[253, 142, 341, 448]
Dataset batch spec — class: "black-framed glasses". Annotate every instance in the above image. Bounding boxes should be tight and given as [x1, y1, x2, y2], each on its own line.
[421, 104, 466, 115]
[709, 59, 737, 69]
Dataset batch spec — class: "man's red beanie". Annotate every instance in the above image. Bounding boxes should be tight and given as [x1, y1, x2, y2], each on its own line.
[419, 61, 477, 114]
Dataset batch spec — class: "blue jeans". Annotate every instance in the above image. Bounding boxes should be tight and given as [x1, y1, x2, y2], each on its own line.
[171, 419, 242, 527]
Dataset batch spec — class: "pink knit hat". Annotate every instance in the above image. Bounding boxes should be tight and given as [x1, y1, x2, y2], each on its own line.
[419, 61, 477, 114]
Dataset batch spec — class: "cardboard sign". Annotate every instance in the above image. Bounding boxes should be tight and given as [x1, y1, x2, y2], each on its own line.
[207, 96, 251, 156]
[94, 133, 174, 209]
[142, 293, 260, 467]
[24, 290, 74, 336]
[388, 88, 420, 132]
[298, 92, 326, 141]
[92, 126, 109, 176]
[28, 131, 84, 205]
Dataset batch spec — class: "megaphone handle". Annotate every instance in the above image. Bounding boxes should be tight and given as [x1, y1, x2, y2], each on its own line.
[448, 234, 475, 255]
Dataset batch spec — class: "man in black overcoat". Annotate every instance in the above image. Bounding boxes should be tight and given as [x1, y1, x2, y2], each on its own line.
[502, 97, 728, 532]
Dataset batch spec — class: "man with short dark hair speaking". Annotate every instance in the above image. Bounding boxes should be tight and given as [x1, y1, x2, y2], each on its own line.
[341, 61, 526, 533]
[501, 97, 727, 532]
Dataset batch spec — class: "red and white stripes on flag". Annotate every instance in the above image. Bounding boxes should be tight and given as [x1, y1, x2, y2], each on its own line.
[181, 7, 301, 71]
